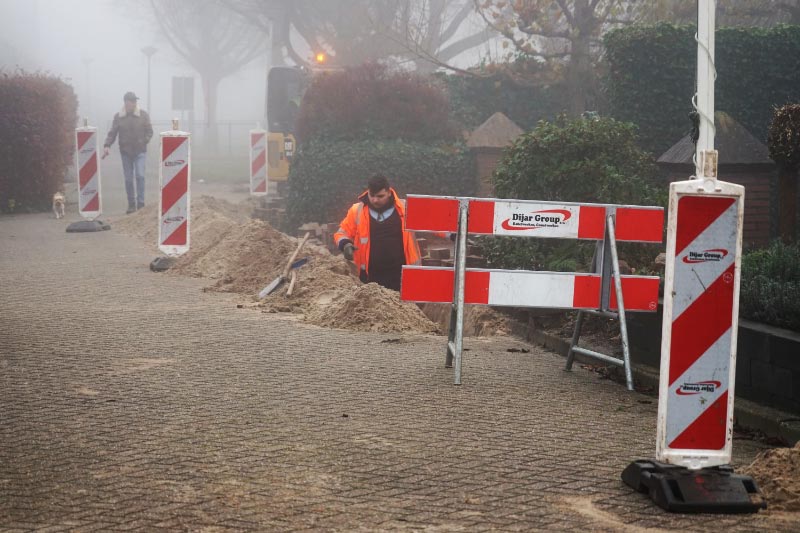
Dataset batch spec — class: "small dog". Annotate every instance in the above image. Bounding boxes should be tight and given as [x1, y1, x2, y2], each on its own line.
[52, 192, 66, 219]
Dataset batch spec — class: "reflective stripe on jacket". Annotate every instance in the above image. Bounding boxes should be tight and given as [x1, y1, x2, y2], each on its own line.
[333, 187, 421, 277]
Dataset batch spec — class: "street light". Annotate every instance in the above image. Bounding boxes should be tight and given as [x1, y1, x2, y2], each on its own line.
[81, 56, 93, 121]
[141, 46, 158, 116]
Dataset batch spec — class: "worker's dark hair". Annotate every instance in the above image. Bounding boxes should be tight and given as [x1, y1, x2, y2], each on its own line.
[367, 174, 390, 194]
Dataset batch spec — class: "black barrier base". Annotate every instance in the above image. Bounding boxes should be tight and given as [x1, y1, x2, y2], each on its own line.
[66, 220, 111, 233]
[622, 460, 766, 514]
[150, 256, 176, 272]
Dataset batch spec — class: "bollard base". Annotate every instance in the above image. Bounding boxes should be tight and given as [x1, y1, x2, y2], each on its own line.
[622, 460, 766, 514]
[66, 219, 111, 233]
[150, 256, 176, 272]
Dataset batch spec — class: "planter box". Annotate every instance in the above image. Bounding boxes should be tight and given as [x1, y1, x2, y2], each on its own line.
[627, 304, 800, 415]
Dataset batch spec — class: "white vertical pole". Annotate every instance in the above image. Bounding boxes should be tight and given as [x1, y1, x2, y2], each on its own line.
[695, 0, 716, 179]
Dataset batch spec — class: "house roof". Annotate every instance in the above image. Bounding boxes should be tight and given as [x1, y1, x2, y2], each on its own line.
[467, 112, 524, 149]
[657, 112, 773, 166]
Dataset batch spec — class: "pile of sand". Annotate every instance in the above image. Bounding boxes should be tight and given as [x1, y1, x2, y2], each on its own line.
[111, 195, 252, 254]
[114, 195, 438, 334]
[306, 283, 439, 333]
[741, 441, 800, 511]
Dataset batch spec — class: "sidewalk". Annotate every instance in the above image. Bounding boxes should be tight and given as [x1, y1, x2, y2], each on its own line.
[1, 211, 796, 531]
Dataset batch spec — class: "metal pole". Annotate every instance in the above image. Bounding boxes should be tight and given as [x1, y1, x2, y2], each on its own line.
[695, 0, 716, 178]
[147, 55, 152, 116]
[449, 200, 469, 385]
[565, 311, 585, 371]
[607, 214, 633, 391]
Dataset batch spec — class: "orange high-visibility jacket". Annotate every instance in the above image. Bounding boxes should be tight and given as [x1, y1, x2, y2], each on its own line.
[334, 188, 421, 280]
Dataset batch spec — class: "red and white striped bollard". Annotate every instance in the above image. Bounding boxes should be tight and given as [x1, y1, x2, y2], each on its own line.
[656, 163, 745, 469]
[75, 123, 102, 219]
[250, 126, 267, 196]
[158, 120, 191, 256]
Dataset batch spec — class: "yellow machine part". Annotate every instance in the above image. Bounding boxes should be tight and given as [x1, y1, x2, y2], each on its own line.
[267, 132, 295, 181]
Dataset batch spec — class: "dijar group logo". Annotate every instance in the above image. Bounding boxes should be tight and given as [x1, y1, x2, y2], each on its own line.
[676, 380, 721, 396]
[500, 209, 572, 231]
[682, 248, 728, 264]
[163, 215, 185, 225]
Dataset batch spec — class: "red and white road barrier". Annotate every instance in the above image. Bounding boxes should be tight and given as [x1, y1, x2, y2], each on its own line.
[405, 196, 664, 243]
[158, 125, 191, 256]
[249, 128, 267, 196]
[656, 179, 744, 469]
[75, 126, 102, 218]
[402, 267, 659, 311]
[402, 194, 664, 386]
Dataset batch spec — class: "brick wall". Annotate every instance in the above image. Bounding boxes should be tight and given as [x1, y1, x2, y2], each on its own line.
[473, 149, 503, 197]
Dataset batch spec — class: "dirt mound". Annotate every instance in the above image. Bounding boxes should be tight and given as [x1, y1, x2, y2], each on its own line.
[112, 195, 251, 253]
[112, 204, 159, 248]
[113, 195, 440, 334]
[741, 442, 800, 511]
[306, 282, 439, 334]
[173, 219, 292, 283]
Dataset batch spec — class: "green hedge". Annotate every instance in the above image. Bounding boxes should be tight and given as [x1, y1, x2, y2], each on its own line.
[296, 64, 457, 144]
[287, 139, 475, 229]
[0, 71, 78, 212]
[479, 116, 665, 272]
[740, 241, 800, 331]
[604, 24, 800, 156]
[439, 73, 568, 132]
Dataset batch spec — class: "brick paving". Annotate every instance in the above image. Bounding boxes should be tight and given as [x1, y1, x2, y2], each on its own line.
[1, 211, 798, 532]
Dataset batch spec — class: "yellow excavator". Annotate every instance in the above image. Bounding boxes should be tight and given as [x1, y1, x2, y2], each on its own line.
[264, 66, 306, 183]
[258, 56, 334, 228]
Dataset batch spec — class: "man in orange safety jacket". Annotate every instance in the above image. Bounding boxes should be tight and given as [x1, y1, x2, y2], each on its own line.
[334, 175, 420, 291]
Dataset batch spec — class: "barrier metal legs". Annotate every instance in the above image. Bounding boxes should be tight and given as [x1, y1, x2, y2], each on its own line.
[565, 213, 635, 391]
[607, 214, 634, 390]
[445, 200, 469, 385]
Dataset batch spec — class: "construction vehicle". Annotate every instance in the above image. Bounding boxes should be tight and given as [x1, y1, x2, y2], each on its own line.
[253, 66, 308, 228]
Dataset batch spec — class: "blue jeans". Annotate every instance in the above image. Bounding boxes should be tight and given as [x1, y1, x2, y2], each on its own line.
[121, 152, 146, 207]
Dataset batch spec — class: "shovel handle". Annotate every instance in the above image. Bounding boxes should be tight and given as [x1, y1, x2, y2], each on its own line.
[286, 270, 298, 296]
[282, 232, 311, 278]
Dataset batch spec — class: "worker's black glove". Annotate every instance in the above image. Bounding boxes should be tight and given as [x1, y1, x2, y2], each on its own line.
[343, 243, 357, 261]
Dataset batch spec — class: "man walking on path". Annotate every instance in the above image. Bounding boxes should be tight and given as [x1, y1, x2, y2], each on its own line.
[334, 175, 420, 291]
[103, 91, 153, 214]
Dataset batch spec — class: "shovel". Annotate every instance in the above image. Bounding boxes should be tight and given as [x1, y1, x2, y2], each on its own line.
[259, 232, 311, 299]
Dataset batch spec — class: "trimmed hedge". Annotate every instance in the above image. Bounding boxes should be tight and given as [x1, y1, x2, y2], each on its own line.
[438, 72, 569, 132]
[492, 116, 663, 205]
[286, 139, 475, 229]
[296, 63, 457, 144]
[0, 71, 78, 212]
[604, 24, 800, 156]
[740, 241, 800, 331]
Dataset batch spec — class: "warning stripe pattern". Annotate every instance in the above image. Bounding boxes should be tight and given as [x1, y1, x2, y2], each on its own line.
[665, 196, 738, 450]
[401, 267, 659, 311]
[160, 136, 189, 248]
[76, 130, 100, 214]
[404, 196, 663, 243]
[250, 131, 267, 194]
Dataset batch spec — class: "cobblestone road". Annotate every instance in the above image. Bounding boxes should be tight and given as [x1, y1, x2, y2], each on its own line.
[1, 212, 797, 532]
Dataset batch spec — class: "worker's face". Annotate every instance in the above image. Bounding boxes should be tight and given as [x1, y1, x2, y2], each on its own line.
[124, 99, 136, 113]
[368, 188, 392, 211]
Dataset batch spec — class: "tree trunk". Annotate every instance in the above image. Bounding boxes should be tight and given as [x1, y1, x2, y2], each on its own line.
[565, 1, 594, 116]
[779, 167, 798, 243]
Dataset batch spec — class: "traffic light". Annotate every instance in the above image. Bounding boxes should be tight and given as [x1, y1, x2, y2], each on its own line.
[315, 52, 326, 64]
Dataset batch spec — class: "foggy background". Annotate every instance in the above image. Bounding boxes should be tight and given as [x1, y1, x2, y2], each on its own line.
[0, 0, 496, 151]
[0, 0, 268, 138]
[0, 0, 497, 213]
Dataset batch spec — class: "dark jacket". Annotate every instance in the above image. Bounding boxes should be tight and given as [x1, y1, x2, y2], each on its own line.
[104, 105, 153, 156]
